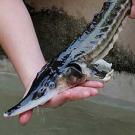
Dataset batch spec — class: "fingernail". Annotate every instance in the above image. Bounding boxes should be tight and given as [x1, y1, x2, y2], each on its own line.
[91, 88, 98, 96]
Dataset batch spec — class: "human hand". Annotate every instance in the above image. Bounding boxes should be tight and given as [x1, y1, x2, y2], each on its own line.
[19, 81, 104, 125]
[130, 0, 135, 18]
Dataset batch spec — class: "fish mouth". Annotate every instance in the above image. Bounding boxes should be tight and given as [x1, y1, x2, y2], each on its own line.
[3, 89, 58, 118]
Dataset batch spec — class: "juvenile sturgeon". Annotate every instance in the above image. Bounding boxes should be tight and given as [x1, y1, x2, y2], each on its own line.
[4, 0, 131, 117]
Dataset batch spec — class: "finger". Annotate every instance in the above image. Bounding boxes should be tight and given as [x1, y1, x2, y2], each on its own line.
[65, 86, 98, 100]
[81, 81, 104, 88]
[130, 5, 135, 18]
[19, 109, 33, 125]
[132, 0, 135, 5]
[41, 87, 98, 108]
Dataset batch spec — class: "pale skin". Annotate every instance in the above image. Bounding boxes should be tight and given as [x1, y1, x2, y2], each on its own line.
[130, 0, 135, 18]
[0, 0, 134, 125]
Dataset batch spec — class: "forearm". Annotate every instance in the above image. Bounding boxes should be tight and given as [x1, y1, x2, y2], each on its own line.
[0, 0, 46, 88]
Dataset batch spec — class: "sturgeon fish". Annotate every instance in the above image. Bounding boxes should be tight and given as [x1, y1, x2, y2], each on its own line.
[4, 0, 131, 117]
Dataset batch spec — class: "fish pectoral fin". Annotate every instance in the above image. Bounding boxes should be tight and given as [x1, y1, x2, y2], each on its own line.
[89, 59, 114, 82]
[64, 63, 87, 85]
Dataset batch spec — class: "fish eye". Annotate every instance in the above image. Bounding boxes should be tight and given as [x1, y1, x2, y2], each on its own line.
[49, 82, 56, 89]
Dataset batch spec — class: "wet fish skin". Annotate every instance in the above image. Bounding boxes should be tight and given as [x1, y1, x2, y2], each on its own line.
[4, 0, 131, 117]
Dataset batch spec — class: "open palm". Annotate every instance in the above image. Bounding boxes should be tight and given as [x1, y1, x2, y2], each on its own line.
[19, 81, 103, 125]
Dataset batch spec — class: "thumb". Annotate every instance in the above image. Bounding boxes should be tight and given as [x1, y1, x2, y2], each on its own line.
[19, 109, 33, 125]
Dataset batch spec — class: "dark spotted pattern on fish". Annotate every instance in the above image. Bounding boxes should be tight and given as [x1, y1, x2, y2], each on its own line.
[4, 0, 131, 117]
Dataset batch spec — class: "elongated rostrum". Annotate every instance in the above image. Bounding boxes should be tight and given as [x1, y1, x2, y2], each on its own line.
[4, 0, 131, 117]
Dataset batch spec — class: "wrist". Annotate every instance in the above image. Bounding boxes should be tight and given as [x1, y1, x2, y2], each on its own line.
[21, 61, 47, 90]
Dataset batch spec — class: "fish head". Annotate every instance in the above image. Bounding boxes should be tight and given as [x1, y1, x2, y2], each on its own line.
[4, 61, 88, 117]
[3, 65, 63, 117]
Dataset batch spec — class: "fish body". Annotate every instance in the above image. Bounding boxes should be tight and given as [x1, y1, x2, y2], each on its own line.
[4, 0, 131, 117]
